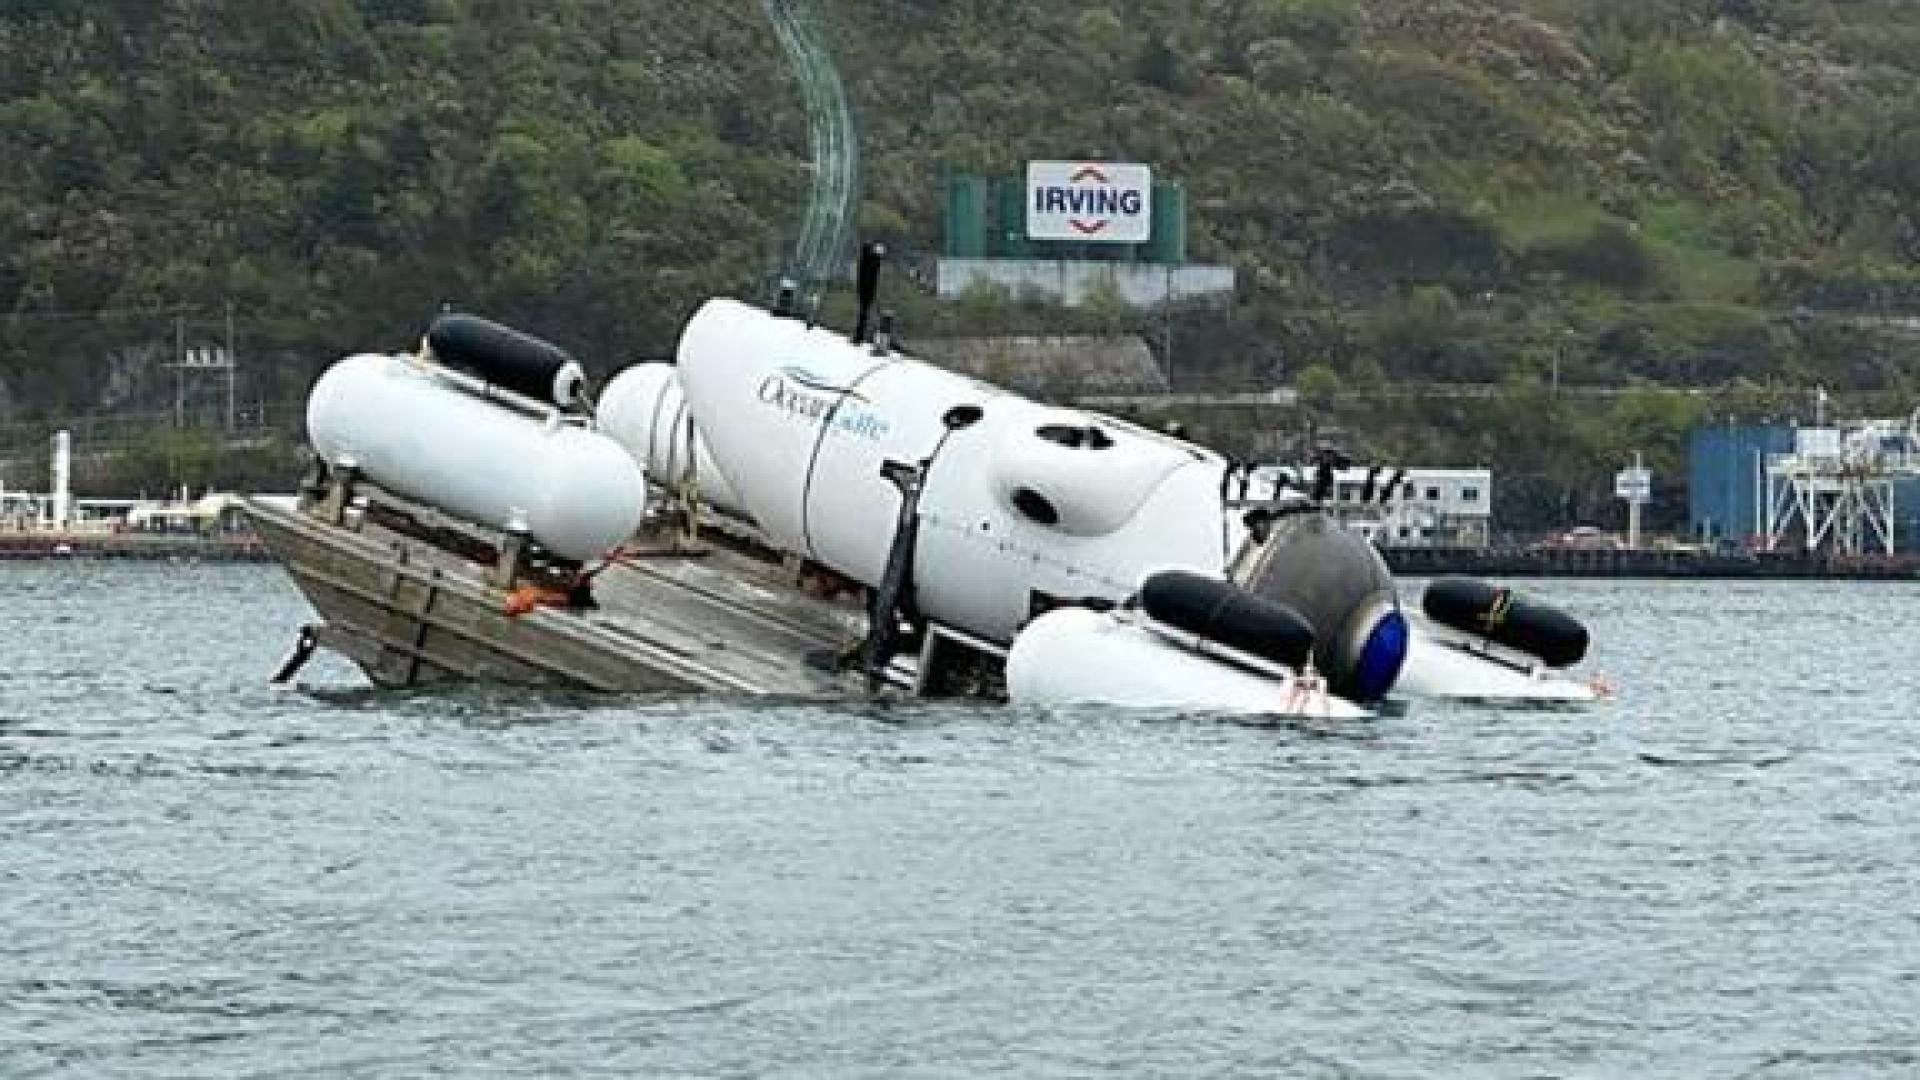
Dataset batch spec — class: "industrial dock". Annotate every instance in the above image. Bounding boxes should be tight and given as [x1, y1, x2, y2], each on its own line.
[1382, 545, 1920, 580]
[0, 531, 268, 562]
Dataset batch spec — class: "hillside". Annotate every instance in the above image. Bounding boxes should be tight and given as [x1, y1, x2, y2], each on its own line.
[838, 0, 1920, 384]
[5, 0, 1920, 517]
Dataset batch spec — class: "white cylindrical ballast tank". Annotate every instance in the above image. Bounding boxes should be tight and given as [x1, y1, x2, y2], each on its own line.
[596, 362, 739, 514]
[307, 353, 646, 561]
[1006, 607, 1371, 719]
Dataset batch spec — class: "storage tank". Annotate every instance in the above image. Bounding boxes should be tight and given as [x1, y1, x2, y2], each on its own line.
[1142, 182, 1187, 264]
[50, 429, 71, 530]
[943, 174, 988, 258]
[1687, 424, 1791, 544]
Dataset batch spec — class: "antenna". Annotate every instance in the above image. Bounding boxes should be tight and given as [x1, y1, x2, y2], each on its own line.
[852, 241, 885, 344]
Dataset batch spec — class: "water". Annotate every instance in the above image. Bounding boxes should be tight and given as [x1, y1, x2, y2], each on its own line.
[3, 563, 1918, 1077]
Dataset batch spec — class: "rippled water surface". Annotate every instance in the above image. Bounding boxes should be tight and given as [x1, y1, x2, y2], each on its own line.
[3, 562, 1918, 1077]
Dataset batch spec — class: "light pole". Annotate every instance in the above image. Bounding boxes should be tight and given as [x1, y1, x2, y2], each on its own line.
[1552, 329, 1568, 399]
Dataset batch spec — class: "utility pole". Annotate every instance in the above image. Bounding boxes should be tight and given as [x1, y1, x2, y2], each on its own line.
[1627, 451, 1644, 550]
[225, 300, 237, 432]
[1163, 265, 1175, 389]
[174, 313, 186, 427]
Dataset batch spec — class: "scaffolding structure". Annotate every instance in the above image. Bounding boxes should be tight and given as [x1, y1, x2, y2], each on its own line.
[1764, 407, 1920, 555]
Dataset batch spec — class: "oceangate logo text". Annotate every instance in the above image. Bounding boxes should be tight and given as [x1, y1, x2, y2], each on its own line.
[756, 365, 889, 441]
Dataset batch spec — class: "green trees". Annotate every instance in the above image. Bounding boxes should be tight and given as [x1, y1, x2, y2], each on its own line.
[4, 0, 1920, 505]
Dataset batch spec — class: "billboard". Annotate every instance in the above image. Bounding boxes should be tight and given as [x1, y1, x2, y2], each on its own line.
[1026, 161, 1152, 244]
[1614, 466, 1652, 502]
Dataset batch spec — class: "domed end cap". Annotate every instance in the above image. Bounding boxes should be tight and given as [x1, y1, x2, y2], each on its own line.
[1345, 604, 1409, 704]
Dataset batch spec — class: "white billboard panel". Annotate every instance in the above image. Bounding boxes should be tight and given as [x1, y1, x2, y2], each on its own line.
[1026, 161, 1152, 244]
[1614, 467, 1652, 502]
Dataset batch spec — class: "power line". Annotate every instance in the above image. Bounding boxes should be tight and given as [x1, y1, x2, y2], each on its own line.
[2, 305, 291, 325]
[4, 306, 201, 323]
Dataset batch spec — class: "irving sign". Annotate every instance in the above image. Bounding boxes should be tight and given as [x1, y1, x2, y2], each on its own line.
[1026, 161, 1153, 244]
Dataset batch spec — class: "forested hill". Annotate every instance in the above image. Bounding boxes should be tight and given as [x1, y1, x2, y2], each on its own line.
[7, 0, 1920, 420]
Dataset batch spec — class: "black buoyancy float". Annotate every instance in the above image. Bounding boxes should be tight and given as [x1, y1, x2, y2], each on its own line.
[1139, 570, 1316, 672]
[1422, 576, 1589, 668]
[426, 313, 587, 409]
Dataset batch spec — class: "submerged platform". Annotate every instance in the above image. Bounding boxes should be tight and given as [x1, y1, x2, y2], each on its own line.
[245, 483, 926, 697]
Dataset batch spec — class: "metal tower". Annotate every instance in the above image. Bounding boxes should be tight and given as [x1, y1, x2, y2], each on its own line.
[1764, 407, 1920, 556]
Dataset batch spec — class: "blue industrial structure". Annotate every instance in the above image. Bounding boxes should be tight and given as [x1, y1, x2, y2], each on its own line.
[1690, 422, 1920, 552]
[1899, 477, 1920, 554]
[1688, 424, 1792, 546]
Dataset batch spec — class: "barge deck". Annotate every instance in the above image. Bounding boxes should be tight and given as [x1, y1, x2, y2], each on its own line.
[244, 474, 911, 696]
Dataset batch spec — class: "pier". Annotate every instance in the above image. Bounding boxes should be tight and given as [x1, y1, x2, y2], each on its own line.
[0, 531, 269, 562]
[1383, 545, 1920, 580]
